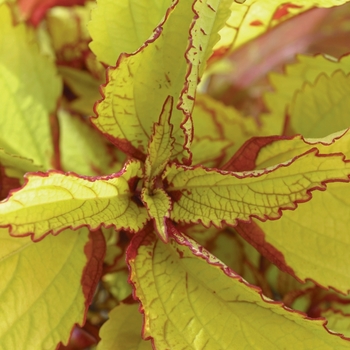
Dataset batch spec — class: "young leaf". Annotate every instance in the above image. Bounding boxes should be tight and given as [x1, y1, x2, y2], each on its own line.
[0, 160, 148, 239]
[289, 70, 350, 137]
[323, 309, 350, 338]
[89, 0, 172, 66]
[144, 95, 175, 186]
[0, 3, 61, 168]
[127, 224, 350, 349]
[97, 303, 152, 350]
[165, 150, 350, 227]
[0, 227, 105, 350]
[141, 188, 172, 243]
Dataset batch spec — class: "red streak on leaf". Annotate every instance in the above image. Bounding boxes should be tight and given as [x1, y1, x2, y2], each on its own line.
[82, 230, 106, 311]
[18, 0, 86, 26]
[235, 221, 296, 278]
[50, 112, 62, 171]
[58, 322, 98, 350]
[126, 222, 155, 262]
[250, 20, 264, 27]
[273, 3, 303, 21]
[0, 166, 21, 200]
[223, 135, 286, 171]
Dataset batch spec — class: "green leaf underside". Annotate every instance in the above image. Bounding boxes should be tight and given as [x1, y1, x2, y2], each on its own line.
[0, 160, 148, 239]
[141, 188, 172, 242]
[97, 303, 152, 350]
[241, 130, 350, 293]
[0, 228, 92, 350]
[128, 226, 349, 349]
[263, 54, 350, 135]
[165, 149, 350, 227]
[0, 4, 61, 168]
[145, 95, 175, 185]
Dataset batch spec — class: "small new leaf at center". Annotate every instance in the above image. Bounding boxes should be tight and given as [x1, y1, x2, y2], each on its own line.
[141, 187, 172, 243]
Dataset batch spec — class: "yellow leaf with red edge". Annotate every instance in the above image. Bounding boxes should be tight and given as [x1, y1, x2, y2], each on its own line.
[165, 148, 350, 228]
[127, 225, 350, 349]
[0, 160, 148, 239]
[231, 130, 350, 294]
[144, 96, 175, 185]
[91, 0, 240, 163]
[98, 303, 152, 350]
[322, 309, 350, 338]
[0, 227, 105, 350]
[0, 4, 61, 168]
[263, 54, 350, 135]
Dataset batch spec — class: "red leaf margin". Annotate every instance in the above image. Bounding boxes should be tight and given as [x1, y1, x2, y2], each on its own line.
[126, 221, 350, 347]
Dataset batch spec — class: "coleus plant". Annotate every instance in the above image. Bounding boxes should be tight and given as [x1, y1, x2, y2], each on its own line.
[1, 0, 350, 349]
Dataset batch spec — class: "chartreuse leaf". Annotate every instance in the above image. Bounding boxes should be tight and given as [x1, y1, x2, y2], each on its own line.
[0, 160, 148, 239]
[92, 0, 238, 163]
[58, 109, 124, 176]
[58, 66, 103, 116]
[232, 130, 350, 293]
[215, 1, 350, 58]
[89, 0, 172, 66]
[289, 71, 350, 137]
[0, 227, 105, 350]
[165, 149, 350, 227]
[191, 93, 263, 167]
[263, 54, 350, 135]
[0, 4, 61, 168]
[144, 96, 175, 186]
[98, 303, 152, 350]
[127, 226, 350, 349]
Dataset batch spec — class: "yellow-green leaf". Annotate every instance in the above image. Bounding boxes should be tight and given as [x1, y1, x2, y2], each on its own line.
[58, 109, 124, 176]
[88, 0, 172, 66]
[141, 188, 172, 242]
[0, 149, 42, 180]
[145, 96, 175, 185]
[289, 71, 350, 137]
[323, 310, 350, 338]
[98, 303, 152, 350]
[128, 226, 350, 349]
[0, 160, 148, 239]
[91, 0, 194, 162]
[263, 53, 350, 135]
[192, 93, 263, 166]
[0, 4, 61, 168]
[165, 149, 350, 227]
[0, 227, 104, 350]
